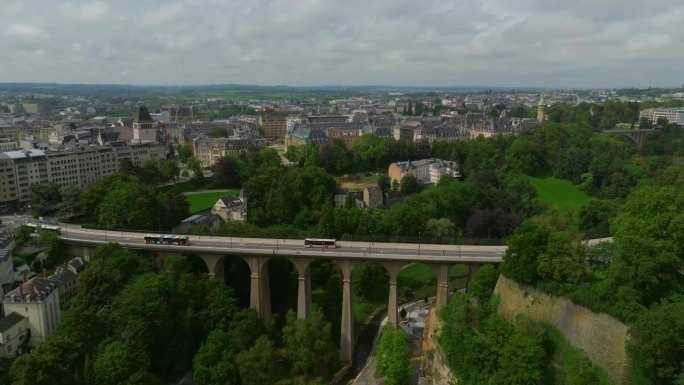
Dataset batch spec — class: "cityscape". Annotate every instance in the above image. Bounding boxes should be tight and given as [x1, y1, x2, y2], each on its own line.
[0, 1, 683, 385]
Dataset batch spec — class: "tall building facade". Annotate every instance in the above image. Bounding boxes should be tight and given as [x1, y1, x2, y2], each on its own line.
[260, 114, 287, 139]
[0, 144, 166, 204]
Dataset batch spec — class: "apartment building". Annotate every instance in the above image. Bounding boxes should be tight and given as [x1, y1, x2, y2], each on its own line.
[639, 108, 684, 126]
[0, 143, 166, 204]
[260, 113, 287, 139]
[193, 137, 252, 167]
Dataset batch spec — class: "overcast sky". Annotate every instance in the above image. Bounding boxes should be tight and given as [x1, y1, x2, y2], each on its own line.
[1, 0, 682, 88]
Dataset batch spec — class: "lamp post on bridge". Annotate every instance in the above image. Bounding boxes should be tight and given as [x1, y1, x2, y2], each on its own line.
[418, 230, 421, 256]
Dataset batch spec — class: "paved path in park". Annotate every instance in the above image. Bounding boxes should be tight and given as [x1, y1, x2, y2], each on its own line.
[352, 299, 430, 385]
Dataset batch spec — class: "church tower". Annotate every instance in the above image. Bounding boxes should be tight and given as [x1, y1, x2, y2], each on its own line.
[133, 106, 156, 143]
[537, 93, 546, 123]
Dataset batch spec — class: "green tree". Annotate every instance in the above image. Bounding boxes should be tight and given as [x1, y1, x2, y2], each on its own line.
[353, 261, 389, 298]
[80, 173, 130, 223]
[97, 181, 157, 229]
[10, 335, 80, 385]
[159, 159, 180, 181]
[377, 173, 391, 202]
[425, 217, 455, 241]
[29, 182, 62, 217]
[236, 336, 281, 385]
[177, 144, 193, 163]
[501, 219, 549, 285]
[56, 185, 82, 218]
[73, 243, 151, 311]
[400, 174, 422, 194]
[108, 274, 175, 373]
[537, 230, 585, 284]
[505, 136, 546, 174]
[376, 325, 413, 385]
[627, 297, 684, 385]
[469, 264, 499, 303]
[494, 331, 546, 385]
[193, 329, 241, 385]
[282, 308, 337, 377]
[90, 340, 151, 385]
[213, 155, 242, 187]
[609, 185, 684, 309]
[352, 134, 389, 168]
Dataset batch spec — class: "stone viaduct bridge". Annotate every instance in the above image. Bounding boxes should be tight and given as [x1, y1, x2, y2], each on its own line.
[58, 225, 504, 362]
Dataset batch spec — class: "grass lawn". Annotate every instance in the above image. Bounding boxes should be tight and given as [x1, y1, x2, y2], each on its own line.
[520, 174, 594, 210]
[337, 172, 380, 191]
[185, 191, 239, 213]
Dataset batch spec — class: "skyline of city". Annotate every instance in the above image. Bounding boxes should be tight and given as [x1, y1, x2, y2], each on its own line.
[1, 0, 683, 88]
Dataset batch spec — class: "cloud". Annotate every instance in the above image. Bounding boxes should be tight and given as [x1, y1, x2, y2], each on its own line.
[0, 0, 682, 87]
[7, 24, 44, 38]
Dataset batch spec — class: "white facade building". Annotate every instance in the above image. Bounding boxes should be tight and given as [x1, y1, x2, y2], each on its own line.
[0, 312, 29, 358]
[2, 277, 61, 346]
[388, 158, 461, 185]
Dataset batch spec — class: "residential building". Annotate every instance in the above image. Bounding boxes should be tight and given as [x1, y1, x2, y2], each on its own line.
[260, 113, 287, 139]
[363, 186, 384, 208]
[2, 276, 61, 346]
[639, 108, 684, 126]
[0, 312, 29, 358]
[0, 143, 166, 204]
[211, 195, 246, 222]
[324, 123, 366, 148]
[0, 234, 15, 298]
[50, 256, 85, 302]
[193, 137, 251, 167]
[0, 155, 17, 203]
[334, 188, 350, 208]
[388, 158, 461, 185]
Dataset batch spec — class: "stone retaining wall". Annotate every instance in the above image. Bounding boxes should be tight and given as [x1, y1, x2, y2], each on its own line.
[494, 275, 629, 384]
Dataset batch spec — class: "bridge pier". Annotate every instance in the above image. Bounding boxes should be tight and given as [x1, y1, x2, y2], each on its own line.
[244, 256, 271, 325]
[200, 254, 225, 281]
[383, 262, 404, 326]
[290, 258, 313, 319]
[466, 264, 481, 292]
[82, 246, 92, 263]
[336, 259, 357, 363]
[435, 264, 450, 310]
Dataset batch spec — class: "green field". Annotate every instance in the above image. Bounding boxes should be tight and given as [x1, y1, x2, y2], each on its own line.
[520, 174, 594, 209]
[185, 191, 239, 213]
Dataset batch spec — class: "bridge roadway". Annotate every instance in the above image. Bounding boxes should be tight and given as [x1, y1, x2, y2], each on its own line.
[59, 224, 506, 263]
[56, 224, 611, 363]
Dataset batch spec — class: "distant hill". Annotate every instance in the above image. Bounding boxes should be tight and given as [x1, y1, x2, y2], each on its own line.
[0, 82, 538, 97]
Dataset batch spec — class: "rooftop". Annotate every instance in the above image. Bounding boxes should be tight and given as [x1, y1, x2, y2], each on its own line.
[0, 312, 26, 333]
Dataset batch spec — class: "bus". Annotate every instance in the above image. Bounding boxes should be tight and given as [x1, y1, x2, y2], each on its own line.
[143, 234, 190, 245]
[25, 223, 62, 234]
[304, 238, 337, 248]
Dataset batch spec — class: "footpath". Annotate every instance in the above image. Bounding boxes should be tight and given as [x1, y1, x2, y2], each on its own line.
[352, 299, 431, 385]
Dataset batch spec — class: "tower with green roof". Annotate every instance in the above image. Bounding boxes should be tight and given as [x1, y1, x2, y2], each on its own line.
[537, 93, 546, 123]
